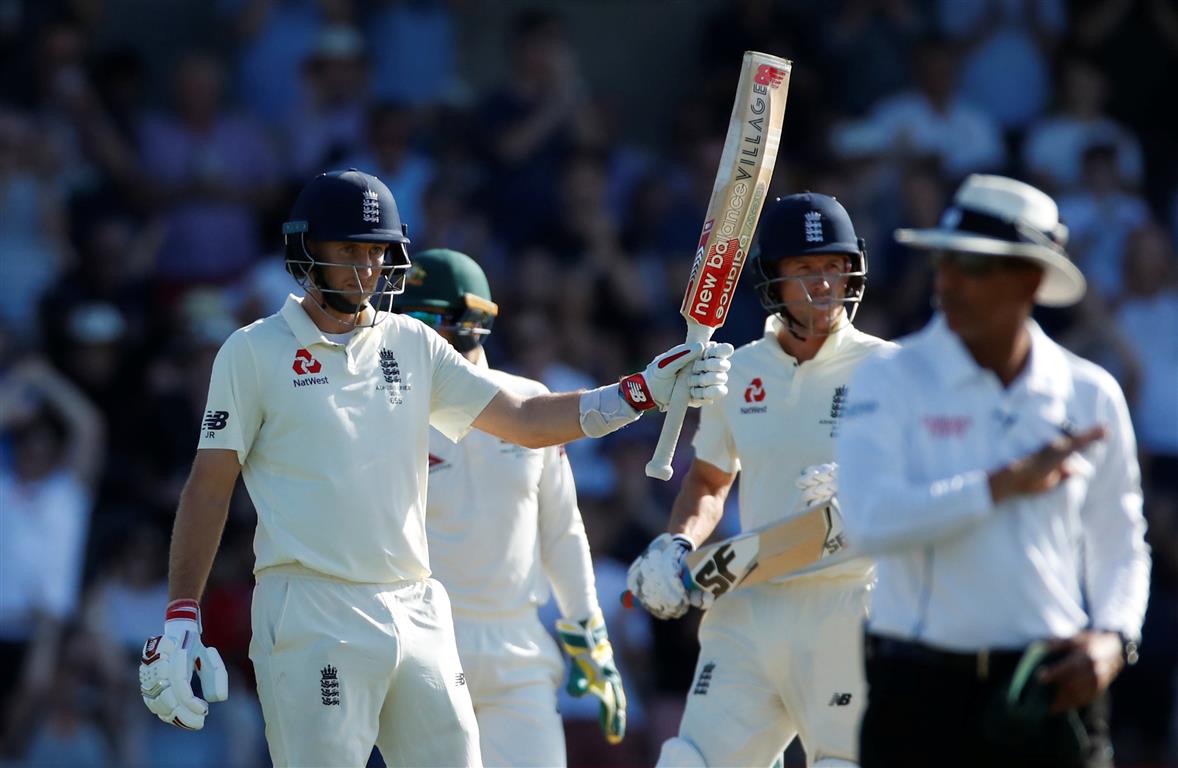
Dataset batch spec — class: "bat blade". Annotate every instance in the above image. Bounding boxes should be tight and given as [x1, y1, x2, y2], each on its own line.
[684, 499, 845, 598]
[620, 500, 849, 611]
[646, 52, 791, 481]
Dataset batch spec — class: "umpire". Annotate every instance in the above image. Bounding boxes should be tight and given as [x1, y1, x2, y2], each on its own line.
[836, 175, 1150, 768]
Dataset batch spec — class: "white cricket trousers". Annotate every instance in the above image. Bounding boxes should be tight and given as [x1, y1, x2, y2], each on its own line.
[662, 577, 869, 768]
[452, 611, 566, 767]
[249, 565, 482, 767]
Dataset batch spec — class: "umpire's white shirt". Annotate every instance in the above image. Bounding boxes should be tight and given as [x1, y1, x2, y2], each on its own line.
[837, 315, 1150, 650]
[426, 358, 597, 622]
[693, 315, 894, 582]
[199, 294, 500, 584]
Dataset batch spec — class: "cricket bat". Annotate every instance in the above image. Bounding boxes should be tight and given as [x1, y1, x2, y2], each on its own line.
[645, 51, 791, 480]
[622, 498, 849, 609]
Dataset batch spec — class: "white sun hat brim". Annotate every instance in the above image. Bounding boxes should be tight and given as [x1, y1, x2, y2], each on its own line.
[894, 228, 1087, 307]
[894, 174, 1087, 307]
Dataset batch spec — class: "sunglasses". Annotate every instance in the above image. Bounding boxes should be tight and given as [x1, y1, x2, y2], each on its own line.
[929, 250, 1038, 277]
[401, 308, 495, 336]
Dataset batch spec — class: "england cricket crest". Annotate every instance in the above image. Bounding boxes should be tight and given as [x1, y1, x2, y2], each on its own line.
[377, 347, 409, 404]
[361, 189, 381, 223]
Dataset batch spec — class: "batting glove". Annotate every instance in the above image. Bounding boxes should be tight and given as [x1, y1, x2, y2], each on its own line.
[620, 342, 734, 413]
[139, 599, 228, 730]
[797, 463, 838, 508]
[555, 611, 627, 744]
[626, 533, 696, 619]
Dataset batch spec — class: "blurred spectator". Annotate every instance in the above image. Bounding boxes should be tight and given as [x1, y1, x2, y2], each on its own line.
[22, 641, 112, 768]
[222, 0, 353, 128]
[1114, 224, 1178, 490]
[478, 8, 600, 247]
[339, 101, 434, 232]
[1073, 0, 1178, 207]
[1055, 291, 1141, 399]
[287, 23, 370, 178]
[831, 38, 1006, 180]
[938, 0, 1066, 133]
[1022, 52, 1144, 194]
[0, 109, 72, 340]
[1057, 142, 1151, 298]
[139, 51, 280, 290]
[821, 0, 925, 117]
[364, 0, 458, 109]
[0, 358, 104, 758]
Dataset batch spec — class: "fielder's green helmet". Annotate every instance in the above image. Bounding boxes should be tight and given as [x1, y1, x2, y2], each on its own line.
[397, 249, 498, 348]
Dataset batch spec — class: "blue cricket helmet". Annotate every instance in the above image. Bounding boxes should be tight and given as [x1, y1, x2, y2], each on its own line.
[282, 169, 412, 315]
[753, 192, 868, 326]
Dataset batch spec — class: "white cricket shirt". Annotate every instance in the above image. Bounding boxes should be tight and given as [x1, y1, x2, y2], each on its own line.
[425, 360, 598, 621]
[198, 295, 501, 583]
[837, 315, 1151, 650]
[692, 315, 894, 583]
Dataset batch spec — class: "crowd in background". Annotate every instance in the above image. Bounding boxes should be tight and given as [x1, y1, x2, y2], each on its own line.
[1, 0, 1176, 766]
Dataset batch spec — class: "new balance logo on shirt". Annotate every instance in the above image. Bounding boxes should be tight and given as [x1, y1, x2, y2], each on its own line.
[202, 410, 229, 438]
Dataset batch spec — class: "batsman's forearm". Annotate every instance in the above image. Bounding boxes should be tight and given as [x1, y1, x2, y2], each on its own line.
[667, 469, 728, 546]
[167, 479, 232, 601]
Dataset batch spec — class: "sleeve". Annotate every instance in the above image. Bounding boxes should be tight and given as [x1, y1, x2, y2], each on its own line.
[198, 330, 264, 464]
[1081, 380, 1151, 638]
[538, 442, 599, 623]
[691, 399, 739, 474]
[426, 329, 500, 443]
[835, 352, 994, 554]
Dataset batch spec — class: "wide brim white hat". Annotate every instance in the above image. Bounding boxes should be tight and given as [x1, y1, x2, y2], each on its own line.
[895, 174, 1087, 307]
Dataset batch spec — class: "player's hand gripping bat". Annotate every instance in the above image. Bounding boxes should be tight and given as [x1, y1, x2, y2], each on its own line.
[622, 497, 848, 609]
[646, 51, 791, 480]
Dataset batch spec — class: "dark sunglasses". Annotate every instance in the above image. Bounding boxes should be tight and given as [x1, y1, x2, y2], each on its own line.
[401, 308, 496, 336]
[929, 250, 1038, 277]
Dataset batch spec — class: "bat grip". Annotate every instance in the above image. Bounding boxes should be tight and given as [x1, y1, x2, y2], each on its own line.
[645, 324, 714, 480]
[645, 376, 690, 480]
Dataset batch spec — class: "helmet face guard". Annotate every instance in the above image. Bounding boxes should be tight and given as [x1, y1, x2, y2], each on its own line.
[753, 242, 868, 337]
[282, 169, 412, 327]
[283, 223, 411, 323]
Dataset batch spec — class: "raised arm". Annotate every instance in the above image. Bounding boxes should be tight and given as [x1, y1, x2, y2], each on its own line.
[473, 342, 733, 448]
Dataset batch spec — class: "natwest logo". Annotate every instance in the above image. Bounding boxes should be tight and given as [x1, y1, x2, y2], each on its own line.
[292, 348, 322, 376]
[744, 378, 766, 403]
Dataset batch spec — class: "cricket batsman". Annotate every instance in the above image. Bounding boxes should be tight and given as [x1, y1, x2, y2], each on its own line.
[626, 193, 895, 767]
[136, 169, 732, 766]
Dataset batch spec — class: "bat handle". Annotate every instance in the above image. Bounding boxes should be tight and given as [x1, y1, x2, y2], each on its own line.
[645, 375, 690, 480]
[646, 324, 715, 480]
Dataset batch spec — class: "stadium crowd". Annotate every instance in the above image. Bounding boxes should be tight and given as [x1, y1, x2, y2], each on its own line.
[1, 0, 1175, 766]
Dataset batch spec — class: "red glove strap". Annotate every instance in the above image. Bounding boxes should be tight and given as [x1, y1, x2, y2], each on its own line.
[166, 599, 200, 623]
[619, 374, 657, 411]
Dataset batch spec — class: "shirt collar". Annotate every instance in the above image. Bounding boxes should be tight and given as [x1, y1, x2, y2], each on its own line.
[279, 293, 377, 348]
[925, 313, 1073, 397]
[763, 313, 853, 365]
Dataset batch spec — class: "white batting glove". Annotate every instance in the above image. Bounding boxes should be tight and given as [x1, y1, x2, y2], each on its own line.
[626, 533, 695, 619]
[139, 599, 228, 731]
[797, 463, 838, 508]
[619, 342, 734, 413]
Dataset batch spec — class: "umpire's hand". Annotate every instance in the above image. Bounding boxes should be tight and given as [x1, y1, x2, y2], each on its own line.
[988, 425, 1105, 503]
[1037, 630, 1124, 713]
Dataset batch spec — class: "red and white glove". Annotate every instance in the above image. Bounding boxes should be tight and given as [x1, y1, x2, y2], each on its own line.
[619, 341, 734, 412]
[139, 599, 228, 730]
